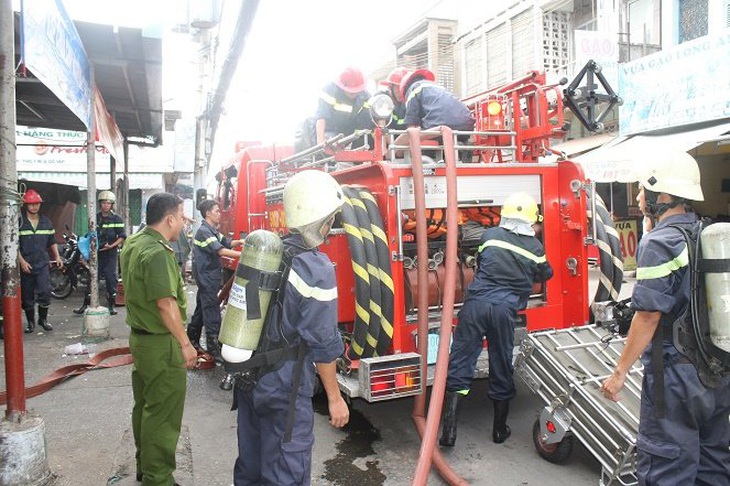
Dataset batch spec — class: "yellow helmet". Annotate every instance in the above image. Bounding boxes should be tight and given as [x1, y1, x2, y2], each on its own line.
[501, 192, 541, 224]
[639, 150, 704, 201]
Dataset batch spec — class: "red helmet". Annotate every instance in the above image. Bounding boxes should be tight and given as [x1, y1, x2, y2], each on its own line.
[335, 67, 366, 94]
[398, 69, 436, 103]
[23, 189, 43, 204]
[384, 67, 408, 88]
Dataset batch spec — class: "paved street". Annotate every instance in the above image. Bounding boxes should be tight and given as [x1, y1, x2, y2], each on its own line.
[0, 270, 633, 485]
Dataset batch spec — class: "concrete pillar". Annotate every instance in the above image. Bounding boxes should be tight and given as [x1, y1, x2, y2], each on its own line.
[0, 415, 53, 486]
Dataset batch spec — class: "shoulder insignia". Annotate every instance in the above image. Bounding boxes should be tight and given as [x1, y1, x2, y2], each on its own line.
[158, 240, 174, 252]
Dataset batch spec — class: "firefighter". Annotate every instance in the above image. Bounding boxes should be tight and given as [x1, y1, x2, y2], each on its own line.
[18, 189, 63, 333]
[74, 190, 126, 315]
[315, 66, 373, 145]
[233, 170, 349, 486]
[392, 69, 475, 162]
[379, 67, 408, 130]
[188, 199, 242, 361]
[395, 69, 474, 133]
[601, 152, 730, 484]
[440, 192, 553, 447]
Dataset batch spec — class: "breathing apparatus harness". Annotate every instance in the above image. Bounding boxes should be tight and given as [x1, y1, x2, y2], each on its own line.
[647, 219, 730, 417]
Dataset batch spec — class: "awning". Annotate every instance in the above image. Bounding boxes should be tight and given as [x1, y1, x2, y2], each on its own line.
[575, 122, 730, 182]
[19, 172, 165, 190]
[550, 133, 617, 157]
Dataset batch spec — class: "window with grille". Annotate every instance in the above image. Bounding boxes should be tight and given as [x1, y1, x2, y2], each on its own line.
[542, 10, 571, 73]
[678, 0, 708, 43]
[628, 0, 660, 45]
[512, 7, 536, 78]
[486, 24, 508, 87]
[464, 37, 484, 97]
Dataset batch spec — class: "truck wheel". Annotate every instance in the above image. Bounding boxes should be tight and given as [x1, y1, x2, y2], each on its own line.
[532, 418, 574, 464]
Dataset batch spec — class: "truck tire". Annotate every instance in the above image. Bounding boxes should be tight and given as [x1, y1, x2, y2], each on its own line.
[532, 418, 574, 464]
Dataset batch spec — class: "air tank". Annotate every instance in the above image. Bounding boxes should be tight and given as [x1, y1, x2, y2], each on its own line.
[701, 222, 730, 352]
[219, 230, 283, 363]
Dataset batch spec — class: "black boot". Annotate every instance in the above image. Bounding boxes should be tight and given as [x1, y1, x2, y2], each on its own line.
[0, 321, 4, 340]
[187, 321, 203, 351]
[107, 294, 118, 316]
[492, 399, 511, 444]
[439, 391, 463, 447]
[38, 306, 53, 331]
[74, 293, 90, 314]
[24, 308, 35, 334]
[206, 334, 222, 363]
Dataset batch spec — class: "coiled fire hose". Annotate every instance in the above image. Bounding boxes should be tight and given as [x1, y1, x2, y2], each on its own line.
[588, 187, 624, 304]
[343, 186, 383, 357]
[408, 126, 469, 485]
[344, 186, 395, 356]
[340, 189, 376, 359]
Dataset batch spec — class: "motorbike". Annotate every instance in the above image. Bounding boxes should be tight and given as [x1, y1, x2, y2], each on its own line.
[50, 228, 91, 299]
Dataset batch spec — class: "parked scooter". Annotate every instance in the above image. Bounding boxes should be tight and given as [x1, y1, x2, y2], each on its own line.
[50, 227, 91, 299]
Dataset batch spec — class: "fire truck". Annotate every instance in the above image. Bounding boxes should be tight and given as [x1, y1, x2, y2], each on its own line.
[213, 65, 624, 403]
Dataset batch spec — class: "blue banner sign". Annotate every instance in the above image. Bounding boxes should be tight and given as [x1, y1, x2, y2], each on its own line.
[22, 0, 92, 129]
[619, 30, 730, 135]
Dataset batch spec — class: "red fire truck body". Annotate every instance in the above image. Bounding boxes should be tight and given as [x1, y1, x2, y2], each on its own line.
[213, 71, 612, 401]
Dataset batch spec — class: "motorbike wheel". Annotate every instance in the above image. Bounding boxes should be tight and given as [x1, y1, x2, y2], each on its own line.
[77, 267, 91, 289]
[50, 268, 73, 299]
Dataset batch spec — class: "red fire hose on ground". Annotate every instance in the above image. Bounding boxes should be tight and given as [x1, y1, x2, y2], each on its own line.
[408, 127, 469, 485]
[0, 347, 133, 406]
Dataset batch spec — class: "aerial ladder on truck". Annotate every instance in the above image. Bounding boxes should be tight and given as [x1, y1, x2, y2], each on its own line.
[214, 60, 627, 485]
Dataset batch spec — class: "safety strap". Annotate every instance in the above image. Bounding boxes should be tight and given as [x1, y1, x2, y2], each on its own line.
[697, 258, 730, 273]
[224, 343, 300, 374]
[235, 264, 282, 320]
[651, 328, 666, 418]
[283, 341, 308, 443]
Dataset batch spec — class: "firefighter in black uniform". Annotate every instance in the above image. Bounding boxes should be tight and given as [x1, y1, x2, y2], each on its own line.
[74, 190, 126, 315]
[315, 66, 372, 145]
[18, 189, 63, 333]
[440, 192, 553, 447]
[601, 153, 730, 484]
[233, 170, 349, 485]
[187, 199, 242, 361]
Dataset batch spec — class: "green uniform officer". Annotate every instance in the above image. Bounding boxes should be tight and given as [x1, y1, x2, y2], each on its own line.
[121, 193, 198, 486]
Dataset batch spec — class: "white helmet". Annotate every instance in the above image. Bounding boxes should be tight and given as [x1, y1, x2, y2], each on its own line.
[639, 150, 704, 201]
[284, 170, 344, 248]
[98, 190, 117, 203]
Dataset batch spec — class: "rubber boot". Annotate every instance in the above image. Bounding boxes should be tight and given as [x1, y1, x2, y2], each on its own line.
[492, 399, 511, 444]
[107, 294, 118, 316]
[439, 391, 462, 447]
[206, 334, 222, 363]
[74, 293, 90, 314]
[38, 306, 53, 331]
[24, 308, 35, 334]
[187, 320, 203, 351]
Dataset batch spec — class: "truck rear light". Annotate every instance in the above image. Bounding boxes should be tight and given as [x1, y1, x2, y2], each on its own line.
[358, 353, 422, 402]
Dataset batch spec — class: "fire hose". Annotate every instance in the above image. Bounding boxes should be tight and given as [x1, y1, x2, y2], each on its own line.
[408, 126, 469, 485]
[343, 186, 395, 356]
[340, 189, 377, 359]
[587, 187, 624, 304]
[343, 186, 383, 357]
[0, 347, 133, 405]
